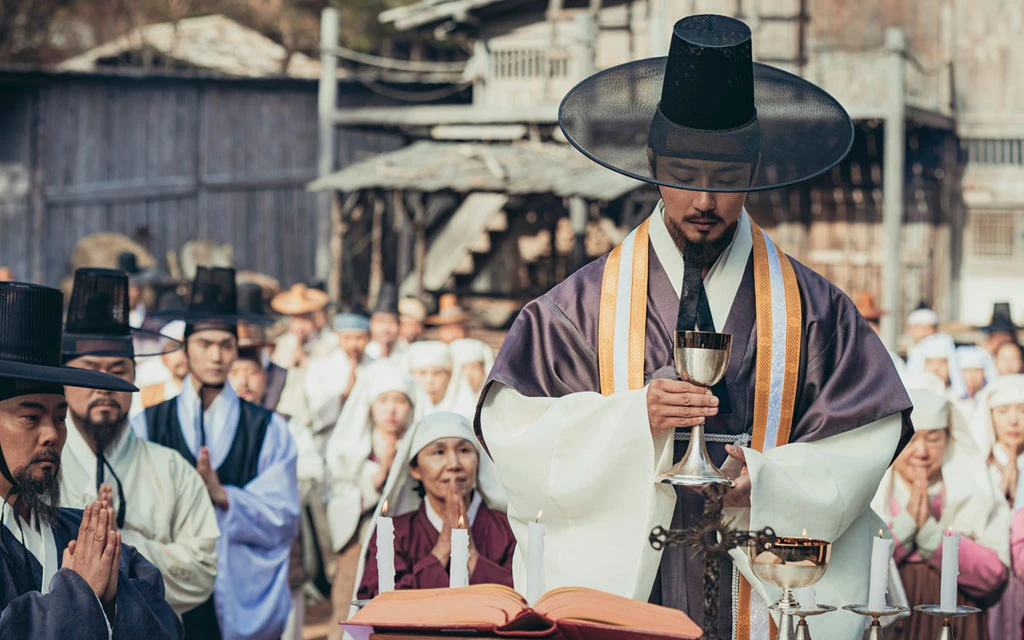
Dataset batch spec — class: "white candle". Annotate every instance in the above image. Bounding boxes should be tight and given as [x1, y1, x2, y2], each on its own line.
[940, 529, 960, 612]
[450, 516, 470, 588]
[526, 511, 546, 606]
[868, 530, 892, 610]
[795, 587, 816, 611]
[376, 500, 396, 593]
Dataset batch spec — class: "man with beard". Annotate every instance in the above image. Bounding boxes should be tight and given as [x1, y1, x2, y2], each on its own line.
[0, 280, 181, 639]
[132, 266, 299, 640]
[57, 268, 220, 617]
[477, 15, 912, 640]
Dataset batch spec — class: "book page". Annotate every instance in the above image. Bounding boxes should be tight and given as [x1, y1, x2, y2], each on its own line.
[350, 585, 528, 628]
[535, 587, 702, 638]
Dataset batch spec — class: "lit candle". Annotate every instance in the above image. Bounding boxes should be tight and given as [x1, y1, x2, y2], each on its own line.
[795, 587, 816, 611]
[376, 500, 395, 593]
[450, 515, 470, 588]
[868, 529, 892, 610]
[940, 529, 960, 612]
[526, 510, 546, 605]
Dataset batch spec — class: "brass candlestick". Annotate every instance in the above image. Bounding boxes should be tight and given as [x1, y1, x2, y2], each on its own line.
[914, 604, 981, 640]
[843, 604, 908, 640]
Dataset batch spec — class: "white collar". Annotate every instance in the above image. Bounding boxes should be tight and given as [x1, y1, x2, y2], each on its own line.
[176, 376, 240, 468]
[423, 491, 483, 533]
[1, 505, 58, 594]
[647, 201, 754, 331]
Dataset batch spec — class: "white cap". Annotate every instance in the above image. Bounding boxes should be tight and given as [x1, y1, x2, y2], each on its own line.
[956, 345, 990, 371]
[907, 308, 939, 327]
[908, 388, 949, 431]
[406, 340, 452, 371]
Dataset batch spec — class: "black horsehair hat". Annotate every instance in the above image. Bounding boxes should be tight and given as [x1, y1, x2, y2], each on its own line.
[156, 266, 273, 332]
[559, 14, 854, 192]
[373, 282, 400, 316]
[0, 281, 138, 395]
[62, 268, 182, 361]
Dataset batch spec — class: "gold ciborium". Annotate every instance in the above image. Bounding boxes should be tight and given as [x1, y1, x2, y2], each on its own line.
[656, 330, 733, 487]
[747, 535, 832, 640]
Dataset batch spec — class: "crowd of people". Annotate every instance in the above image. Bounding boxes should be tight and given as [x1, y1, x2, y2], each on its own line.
[858, 295, 1024, 639]
[2, 249, 1024, 640]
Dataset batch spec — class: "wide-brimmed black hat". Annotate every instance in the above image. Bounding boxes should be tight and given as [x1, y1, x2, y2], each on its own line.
[62, 269, 182, 361]
[164, 267, 274, 329]
[118, 251, 162, 285]
[559, 14, 854, 192]
[236, 283, 275, 347]
[0, 282, 137, 393]
[980, 302, 1021, 335]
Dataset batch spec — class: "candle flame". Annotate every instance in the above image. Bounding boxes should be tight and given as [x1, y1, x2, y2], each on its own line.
[536, 510, 543, 523]
[879, 529, 884, 537]
[458, 515, 465, 528]
[382, 500, 389, 516]
[946, 526, 954, 536]
[801, 528, 807, 538]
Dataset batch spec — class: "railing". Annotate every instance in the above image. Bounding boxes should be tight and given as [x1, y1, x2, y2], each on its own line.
[476, 46, 578, 108]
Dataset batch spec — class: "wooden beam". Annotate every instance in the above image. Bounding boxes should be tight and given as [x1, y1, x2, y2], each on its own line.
[412, 192, 427, 297]
[316, 7, 340, 284]
[334, 105, 558, 127]
[368, 191, 386, 307]
[329, 191, 358, 305]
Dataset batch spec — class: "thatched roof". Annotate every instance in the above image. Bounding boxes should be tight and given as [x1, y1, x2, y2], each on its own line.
[308, 140, 639, 201]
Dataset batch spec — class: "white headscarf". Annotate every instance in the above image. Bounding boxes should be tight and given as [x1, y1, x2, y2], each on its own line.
[405, 341, 458, 413]
[957, 345, 998, 390]
[351, 412, 508, 604]
[871, 387, 1010, 566]
[907, 334, 966, 398]
[907, 308, 939, 328]
[445, 338, 495, 420]
[325, 361, 421, 551]
[969, 375, 1024, 462]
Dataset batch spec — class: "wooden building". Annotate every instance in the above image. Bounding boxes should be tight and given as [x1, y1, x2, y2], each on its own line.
[312, 0, 971, 339]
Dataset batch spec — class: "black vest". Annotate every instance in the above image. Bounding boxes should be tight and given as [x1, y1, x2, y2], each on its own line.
[144, 395, 273, 487]
[143, 395, 274, 640]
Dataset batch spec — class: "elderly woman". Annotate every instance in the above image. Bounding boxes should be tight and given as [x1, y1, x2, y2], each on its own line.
[970, 374, 1024, 639]
[324, 361, 420, 635]
[873, 388, 1010, 640]
[355, 412, 513, 599]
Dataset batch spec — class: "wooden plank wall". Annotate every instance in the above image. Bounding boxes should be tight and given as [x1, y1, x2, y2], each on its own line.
[0, 73, 404, 288]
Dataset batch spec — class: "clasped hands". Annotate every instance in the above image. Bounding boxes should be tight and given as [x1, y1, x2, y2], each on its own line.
[647, 378, 750, 508]
[62, 498, 121, 614]
[431, 484, 479, 574]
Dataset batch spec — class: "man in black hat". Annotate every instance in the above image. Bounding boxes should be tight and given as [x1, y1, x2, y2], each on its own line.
[0, 280, 181, 639]
[57, 268, 220, 619]
[980, 302, 1020, 358]
[131, 266, 299, 640]
[234, 283, 288, 412]
[477, 15, 912, 640]
[365, 283, 405, 360]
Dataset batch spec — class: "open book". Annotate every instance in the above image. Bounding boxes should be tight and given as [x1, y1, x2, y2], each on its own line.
[344, 584, 702, 640]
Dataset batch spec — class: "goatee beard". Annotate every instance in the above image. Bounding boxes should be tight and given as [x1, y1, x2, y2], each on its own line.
[13, 452, 62, 527]
[667, 218, 738, 270]
[71, 405, 127, 455]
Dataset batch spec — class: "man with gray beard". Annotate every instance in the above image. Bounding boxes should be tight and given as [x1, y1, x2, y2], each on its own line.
[58, 268, 220, 618]
[0, 280, 181, 638]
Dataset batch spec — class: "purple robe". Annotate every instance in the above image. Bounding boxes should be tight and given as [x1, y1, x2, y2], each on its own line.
[357, 501, 516, 599]
[476, 245, 913, 634]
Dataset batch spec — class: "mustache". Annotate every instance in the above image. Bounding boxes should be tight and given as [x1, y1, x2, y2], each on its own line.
[683, 211, 725, 223]
[29, 448, 60, 465]
[88, 398, 122, 411]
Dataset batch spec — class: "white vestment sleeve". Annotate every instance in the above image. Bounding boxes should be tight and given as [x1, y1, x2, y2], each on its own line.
[729, 413, 904, 640]
[120, 453, 220, 616]
[481, 383, 676, 600]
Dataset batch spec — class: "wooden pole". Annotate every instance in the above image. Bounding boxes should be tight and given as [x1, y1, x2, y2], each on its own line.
[412, 192, 427, 296]
[315, 8, 339, 283]
[368, 191, 386, 307]
[395, 190, 413, 285]
[880, 28, 906, 349]
[327, 191, 345, 304]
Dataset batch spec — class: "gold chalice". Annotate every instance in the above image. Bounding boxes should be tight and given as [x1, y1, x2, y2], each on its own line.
[748, 535, 832, 640]
[656, 330, 734, 487]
